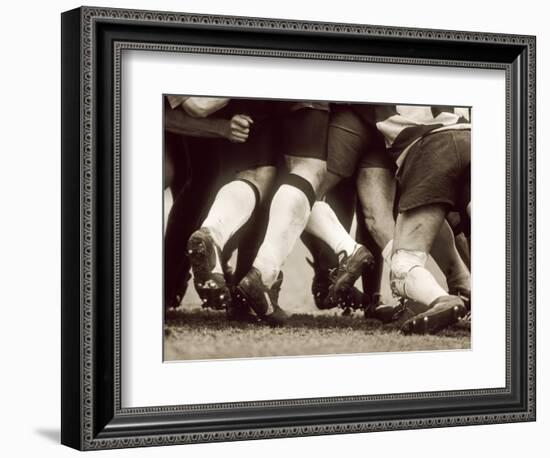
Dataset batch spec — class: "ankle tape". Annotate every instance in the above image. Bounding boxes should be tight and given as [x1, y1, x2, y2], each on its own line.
[390, 249, 428, 298]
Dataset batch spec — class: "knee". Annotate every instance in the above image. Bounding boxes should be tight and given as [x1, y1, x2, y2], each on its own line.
[390, 249, 428, 297]
[309, 160, 327, 181]
[237, 166, 276, 203]
[286, 158, 327, 196]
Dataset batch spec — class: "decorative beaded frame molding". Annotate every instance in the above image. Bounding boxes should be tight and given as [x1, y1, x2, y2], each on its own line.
[61, 5, 536, 450]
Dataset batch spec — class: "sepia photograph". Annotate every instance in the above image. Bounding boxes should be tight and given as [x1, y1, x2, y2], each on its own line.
[162, 96, 472, 361]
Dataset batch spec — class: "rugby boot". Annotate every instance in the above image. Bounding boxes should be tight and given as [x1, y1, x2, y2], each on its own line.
[400, 295, 467, 335]
[449, 286, 471, 311]
[226, 297, 259, 323]
[235, 268, 288, 326]
[323, 245, 374, 309]
[337, 285, 367, 315]
[374, 297, 430, 325]
[306, 258, 334, 310]
[187, 228, 231, 310]
[373, 297, 407, 323]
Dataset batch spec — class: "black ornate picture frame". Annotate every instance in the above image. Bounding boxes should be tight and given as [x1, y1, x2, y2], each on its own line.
[61, 6, 536, 450]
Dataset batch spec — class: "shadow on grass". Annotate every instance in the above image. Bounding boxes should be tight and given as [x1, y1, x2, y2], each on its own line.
[165, 308, 470, 338]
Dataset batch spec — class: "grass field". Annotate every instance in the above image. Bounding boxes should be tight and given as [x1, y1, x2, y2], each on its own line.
[164, 307, 470, 361]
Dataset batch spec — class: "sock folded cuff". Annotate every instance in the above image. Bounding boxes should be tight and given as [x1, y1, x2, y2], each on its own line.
[236, 178, 260, 207]
[282, 173, 316, 209]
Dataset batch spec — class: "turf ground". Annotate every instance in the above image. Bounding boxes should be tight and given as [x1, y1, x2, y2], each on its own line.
[164, 308, 470, 361]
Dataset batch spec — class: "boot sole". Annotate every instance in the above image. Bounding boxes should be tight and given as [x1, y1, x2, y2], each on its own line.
[400, 302, 467, 335]
[187, 233, 229, 310]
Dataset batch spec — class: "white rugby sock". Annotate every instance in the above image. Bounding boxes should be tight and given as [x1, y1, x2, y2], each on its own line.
[305, 201, 358, 257]
[202, 180, 256, 249]
[405, 268, 449, 305]
[253, 184, 311, 287]
[202, 181, 256, 275]
[391, 250, 447, 306]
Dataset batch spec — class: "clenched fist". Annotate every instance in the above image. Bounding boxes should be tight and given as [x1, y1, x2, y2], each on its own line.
[226, 114, 254, 143]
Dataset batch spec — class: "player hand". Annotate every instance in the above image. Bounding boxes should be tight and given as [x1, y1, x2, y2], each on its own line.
[227, 114, 253, 143]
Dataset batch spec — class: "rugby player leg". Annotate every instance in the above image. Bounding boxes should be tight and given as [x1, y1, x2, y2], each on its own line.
[187, 109, 277, 310]
[166, 98, 261, 312]
[459, 168, 471, 260]
[230, 196, 271, 284]
[301, 173, 356, 309]
[202, 165, 275, 254]
[304, 107, 375, 309]
[306, 167, 362, 262]
[256, 153, 327, 283]
[431, 171, 472, 310]
[430, 219, 471, 306]
[325, 177, 359, 254]
[392, 204, 450, 305]
[356, 165, 446, 323]
[165, 136, 220, 312]
[305, 199, 373, 310]
[392, 130, 470, 334]
[219, 103, 284, 287]
[224, 166, 277, 282]
[355, 166, 398, 314]
[221, 114, 283, 319]
[357, 167, 395, 250]
[446, 211, 470, 269]
[236, 107, 330, 325]
[455, 231, 471, 269]
[393, 205, 467, 335]
[334, 108, 393, 312]
[164, 132, 188, 311]
[355, 144, 468, 322]
[355, 208, 384, 314]
[187, 165, 275, 310]
[306, 106, 369, 261]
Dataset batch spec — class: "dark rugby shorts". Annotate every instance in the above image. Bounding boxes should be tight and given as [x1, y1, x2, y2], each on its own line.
[224, 100, 330, 171]
[327, 105, 391, 178]
[396, 129, 470, 214]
